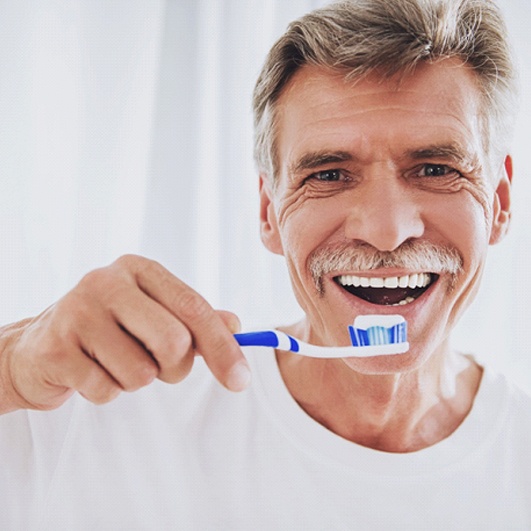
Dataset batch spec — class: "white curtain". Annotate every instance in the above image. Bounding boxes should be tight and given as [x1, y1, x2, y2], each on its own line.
[0, 0, 529, 390]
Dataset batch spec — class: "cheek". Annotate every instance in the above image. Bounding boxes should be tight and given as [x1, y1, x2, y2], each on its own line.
[456, 190, 495, 263]
[278, 198, 346, 264]
[426, 191, 491, 268]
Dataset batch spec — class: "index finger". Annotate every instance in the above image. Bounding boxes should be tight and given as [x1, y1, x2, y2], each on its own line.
[132, 258, 251, 392]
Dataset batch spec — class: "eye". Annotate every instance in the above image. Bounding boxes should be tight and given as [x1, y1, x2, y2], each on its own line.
[307, 169, 344, 182]
[417, 164, 458, 178]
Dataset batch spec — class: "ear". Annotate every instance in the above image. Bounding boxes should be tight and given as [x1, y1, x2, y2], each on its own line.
[489, 155, 513, 245]
[259, 175, 284, 255]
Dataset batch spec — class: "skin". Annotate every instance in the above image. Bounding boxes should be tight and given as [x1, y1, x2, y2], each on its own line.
[259, 60, 512, 452]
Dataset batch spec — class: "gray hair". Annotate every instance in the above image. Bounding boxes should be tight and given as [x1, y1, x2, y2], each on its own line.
[253, 0, 518, 181]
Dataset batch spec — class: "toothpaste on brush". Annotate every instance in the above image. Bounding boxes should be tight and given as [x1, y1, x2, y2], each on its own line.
[234, 314, 408, 358]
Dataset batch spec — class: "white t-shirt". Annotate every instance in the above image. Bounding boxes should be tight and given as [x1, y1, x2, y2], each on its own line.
[1, 347, 530, 530]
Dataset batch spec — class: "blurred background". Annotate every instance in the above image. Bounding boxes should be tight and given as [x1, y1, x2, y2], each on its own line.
[0, 0, 529, 390]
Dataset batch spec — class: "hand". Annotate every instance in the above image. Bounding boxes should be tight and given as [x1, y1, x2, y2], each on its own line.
[0, 255, 250, 413]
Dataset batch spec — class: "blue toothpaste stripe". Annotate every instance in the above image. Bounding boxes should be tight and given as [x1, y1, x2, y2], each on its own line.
[395, 322, 407, 343]
[368, 325, 385, 345]
[349, 325, 359, 346]
[349, 326, 369, 346]
[348, 322, 407, 346]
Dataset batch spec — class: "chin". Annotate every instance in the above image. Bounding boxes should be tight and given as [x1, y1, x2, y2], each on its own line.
[339, 338, 444, 376]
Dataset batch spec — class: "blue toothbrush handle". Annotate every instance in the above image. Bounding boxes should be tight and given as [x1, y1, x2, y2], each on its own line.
[234, 330, 301, 352]
[233, 331, 281, 348]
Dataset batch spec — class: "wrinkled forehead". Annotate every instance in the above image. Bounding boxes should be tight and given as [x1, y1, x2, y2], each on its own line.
[273, 61, 487, 176]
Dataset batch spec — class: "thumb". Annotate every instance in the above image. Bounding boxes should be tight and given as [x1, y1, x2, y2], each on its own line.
[215, 310, 242, 334]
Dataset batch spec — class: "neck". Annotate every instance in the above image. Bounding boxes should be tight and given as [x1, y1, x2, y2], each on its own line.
[275, 328, 482, 453]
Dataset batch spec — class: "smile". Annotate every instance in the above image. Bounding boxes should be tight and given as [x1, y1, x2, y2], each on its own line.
[335, 273, 437, 306]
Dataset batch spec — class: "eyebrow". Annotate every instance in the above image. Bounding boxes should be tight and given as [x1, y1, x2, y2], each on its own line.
[289, 150, 354, 175]
[406, 143, 477, 166]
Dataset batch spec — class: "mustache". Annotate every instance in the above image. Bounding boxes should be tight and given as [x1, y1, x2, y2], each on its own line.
[308, 240, 464, 293]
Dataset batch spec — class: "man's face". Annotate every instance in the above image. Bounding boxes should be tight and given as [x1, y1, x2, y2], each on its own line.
[259, 59, 512, 373]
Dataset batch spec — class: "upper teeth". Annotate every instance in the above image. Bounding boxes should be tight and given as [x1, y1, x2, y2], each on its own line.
[337, 273, 432, 289]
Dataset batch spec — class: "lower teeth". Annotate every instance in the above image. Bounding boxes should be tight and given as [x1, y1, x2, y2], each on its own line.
[392, 296, 415, 307]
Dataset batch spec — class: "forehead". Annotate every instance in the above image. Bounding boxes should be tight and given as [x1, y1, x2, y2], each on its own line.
[274, 59, 484, 172]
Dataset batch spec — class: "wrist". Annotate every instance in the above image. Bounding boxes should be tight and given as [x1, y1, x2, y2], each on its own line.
[0, 319, 33, 414]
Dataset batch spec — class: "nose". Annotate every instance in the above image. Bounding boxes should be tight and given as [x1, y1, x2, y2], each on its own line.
[344, 172, 425, 251]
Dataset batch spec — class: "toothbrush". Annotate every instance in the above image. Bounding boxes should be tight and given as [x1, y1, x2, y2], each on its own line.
[234, 314, 409, 358]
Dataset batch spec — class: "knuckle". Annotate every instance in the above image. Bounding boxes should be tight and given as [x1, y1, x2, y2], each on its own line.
[121, 363, 158, 392]
[72, 259, 140, 311]
[113, 253, 144, 270]
[151, 328, 193, 384]
[116, 254, 161, 280]
[72, 268, 121, 310]
[154, 324, 192, 358]
[77, 267, 112, 292]
[158, 354, 194, 384]
[36, 400, 65, 412]
[76, 366, 120, 404]
[55, 299, 88, 330]
[86, 382, 121, 405]
[78, 256, 148, 295]
[172, 329, 193, 355]
[140, 323, 192, 378]
[175, 290, 212, 322]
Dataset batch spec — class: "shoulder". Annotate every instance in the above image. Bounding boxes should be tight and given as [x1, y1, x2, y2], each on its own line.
[506, 378, 531, 424]
[480, 364, 531, 432]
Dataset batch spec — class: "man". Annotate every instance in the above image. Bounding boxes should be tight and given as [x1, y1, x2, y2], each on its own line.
[1, 0, 530, 528]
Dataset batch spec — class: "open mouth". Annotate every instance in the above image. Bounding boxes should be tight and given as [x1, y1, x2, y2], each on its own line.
[334, 273, 437, 306]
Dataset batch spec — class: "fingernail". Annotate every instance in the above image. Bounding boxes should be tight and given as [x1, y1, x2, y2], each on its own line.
[226, 362, 251, 392]
[228, 316, 242, 334]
